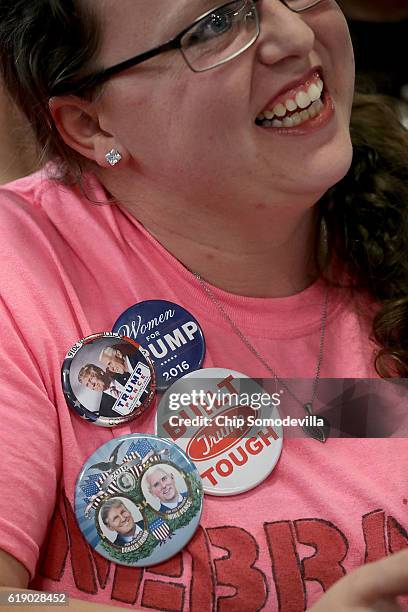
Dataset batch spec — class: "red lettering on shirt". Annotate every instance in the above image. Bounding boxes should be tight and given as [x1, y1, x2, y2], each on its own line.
[37, 502, 69, 582]
[362, 509, 387, 562]
[63, 493, 98, 594]
[295, 518, 348, 589]
[36, 492, 408, 611]
[90, 548, 111, 589]
[149, 554, 183, 578]
[187, 527, 215, 612]
[141, 580, 185, 612]
[387, 516, 408, 553]
[264, 520, 305, 612]
[208, 526, 268, 612]
[111, 565, 143, 605]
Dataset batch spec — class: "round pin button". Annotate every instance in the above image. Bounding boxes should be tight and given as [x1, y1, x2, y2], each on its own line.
[62, 332, 156, 427]
[156, 368, 283, 496]
[75, 434, 203, 566]
[112, 301, 205, 391]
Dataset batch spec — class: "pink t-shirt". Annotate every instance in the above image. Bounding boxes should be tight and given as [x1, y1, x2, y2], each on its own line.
[0, 169, 406, 611]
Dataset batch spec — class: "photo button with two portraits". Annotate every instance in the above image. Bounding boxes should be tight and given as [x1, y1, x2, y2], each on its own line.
[62, 332, 156, 427]
[75, 434, 203, 566]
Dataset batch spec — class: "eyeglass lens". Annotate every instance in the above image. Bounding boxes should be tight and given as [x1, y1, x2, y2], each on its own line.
[179, 0, 322, 72]
[181, 0, 259, 72]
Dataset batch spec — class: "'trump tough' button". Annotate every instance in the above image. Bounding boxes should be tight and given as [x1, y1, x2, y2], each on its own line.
[156, 368, 283, 496]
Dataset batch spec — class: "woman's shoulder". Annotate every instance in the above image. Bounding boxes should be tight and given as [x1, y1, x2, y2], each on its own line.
[0, 169, 110, 319]
[0, 168, 47, 209]
[0, 167, 81, 245]
[0, 166, 98, 221]
[0, 169, 73, 274]
[0, 167, 115, 265]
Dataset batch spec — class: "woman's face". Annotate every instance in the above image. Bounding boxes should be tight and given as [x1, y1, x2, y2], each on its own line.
[93, 0, 355, 210]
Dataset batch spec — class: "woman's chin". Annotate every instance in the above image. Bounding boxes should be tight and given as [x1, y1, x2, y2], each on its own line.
[296, 141, 354, 197]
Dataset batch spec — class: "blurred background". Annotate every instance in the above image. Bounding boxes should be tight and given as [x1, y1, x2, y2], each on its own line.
[0, 85, 39, 184]
[337, 0, 408, 126]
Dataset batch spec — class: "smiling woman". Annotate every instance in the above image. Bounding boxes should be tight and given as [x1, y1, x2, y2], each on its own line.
[0, 1, 407, 611]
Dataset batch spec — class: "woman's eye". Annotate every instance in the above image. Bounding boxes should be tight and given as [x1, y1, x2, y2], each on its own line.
[191, 9, 234, 43]
[208, 10, 233, 35]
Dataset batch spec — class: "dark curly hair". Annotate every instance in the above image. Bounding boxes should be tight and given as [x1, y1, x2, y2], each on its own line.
[321, 94, 408, 376]
[0, 0, 101, 179]
[1, 1, 408, 376]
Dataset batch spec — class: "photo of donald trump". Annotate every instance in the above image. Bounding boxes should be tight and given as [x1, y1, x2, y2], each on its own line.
[100, 498, 144, 546]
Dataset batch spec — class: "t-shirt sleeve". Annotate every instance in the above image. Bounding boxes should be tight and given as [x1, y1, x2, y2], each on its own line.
[0, 187, 62, 580]
[0, 294, 61, 580]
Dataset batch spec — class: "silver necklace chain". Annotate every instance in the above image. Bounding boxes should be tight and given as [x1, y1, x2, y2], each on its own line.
[193, 272, 329, 411]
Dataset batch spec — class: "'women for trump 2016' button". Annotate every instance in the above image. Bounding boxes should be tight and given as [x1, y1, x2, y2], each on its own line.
[75, 434, 203, 566]
[112, 300, 205, 391]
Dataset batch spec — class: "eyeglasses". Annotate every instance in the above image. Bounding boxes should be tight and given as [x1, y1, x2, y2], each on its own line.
[51, 0, 324, 96]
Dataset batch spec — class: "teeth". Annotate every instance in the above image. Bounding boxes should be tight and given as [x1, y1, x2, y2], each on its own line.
[295, 90, 312, 109]
[307, 83, 321, 102]
[282, 116, 294, 127]
[285, 98, 297, 112]
[257, 76, 326, 125]
[292, 113, 302, 126]
[313, 98, 323, 113]
[308, 99, 323, 118]
[260, 100, 325, 129]
[273, 103, 287, 117]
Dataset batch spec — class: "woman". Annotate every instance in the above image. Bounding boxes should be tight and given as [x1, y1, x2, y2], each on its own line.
[0, 1, 407, 610]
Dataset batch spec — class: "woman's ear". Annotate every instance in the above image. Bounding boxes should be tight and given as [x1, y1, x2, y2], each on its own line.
[49, 96, 129, 168]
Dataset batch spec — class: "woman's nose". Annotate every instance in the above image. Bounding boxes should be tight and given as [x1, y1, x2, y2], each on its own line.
[255, 0, 316, 66]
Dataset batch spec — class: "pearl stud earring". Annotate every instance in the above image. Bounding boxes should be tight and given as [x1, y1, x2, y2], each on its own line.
[105, 149, 122, 166]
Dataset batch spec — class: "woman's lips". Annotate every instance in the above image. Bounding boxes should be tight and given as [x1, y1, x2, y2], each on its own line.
[256, 89, 335, 135]
[257, 70, 323, 120]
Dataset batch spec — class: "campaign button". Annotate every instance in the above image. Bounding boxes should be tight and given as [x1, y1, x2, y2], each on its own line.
[62, 332, 156, 427]
[75, 433, 203, 566]
[112, 301, 205, 391]
[156, 368, 283, 496]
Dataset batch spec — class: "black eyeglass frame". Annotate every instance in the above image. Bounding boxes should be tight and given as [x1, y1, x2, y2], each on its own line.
[50, 0, 323, 96]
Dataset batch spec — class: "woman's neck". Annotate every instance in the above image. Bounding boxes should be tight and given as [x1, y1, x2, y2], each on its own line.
[104, 174, 322, 298]
[142, 211, 319, 297]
